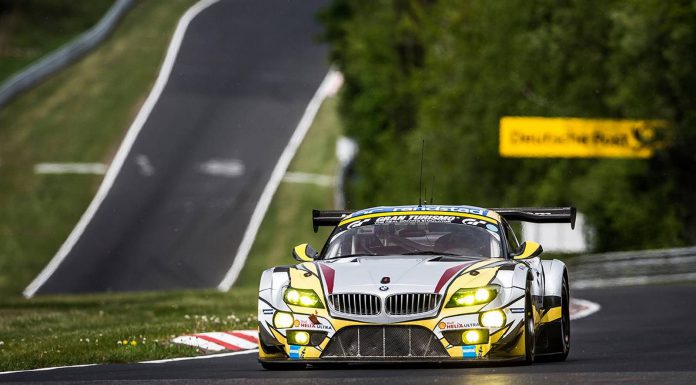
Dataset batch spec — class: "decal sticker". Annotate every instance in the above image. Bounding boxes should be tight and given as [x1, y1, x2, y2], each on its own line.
[341, 215, 498, 230]
[438, 321, 478, 330]
[462, 218, 488, 226]
[348, 205, 489, 218]
[293, 319, 332, 330]
[289, 345, 301, 359]
[262, 308, 274, 315]
[463, 345, 477, 358]
[510, 308, 525, 314]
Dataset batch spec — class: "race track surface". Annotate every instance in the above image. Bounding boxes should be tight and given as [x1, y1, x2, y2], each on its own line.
[5, 284, 696, 384]
[36, 0, 328, 293]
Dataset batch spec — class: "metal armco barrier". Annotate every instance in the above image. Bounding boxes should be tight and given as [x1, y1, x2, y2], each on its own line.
[0, 0, 134, 109]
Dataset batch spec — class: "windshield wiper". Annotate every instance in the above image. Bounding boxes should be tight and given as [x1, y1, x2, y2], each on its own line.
[400, 251, 460, 256]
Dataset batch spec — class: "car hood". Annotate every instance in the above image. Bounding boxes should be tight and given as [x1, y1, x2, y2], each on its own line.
[315, 255, 483, 296]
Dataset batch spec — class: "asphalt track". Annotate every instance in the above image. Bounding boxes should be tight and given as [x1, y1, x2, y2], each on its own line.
[34, 0, 329, 293]
[4, 284, 696, 384]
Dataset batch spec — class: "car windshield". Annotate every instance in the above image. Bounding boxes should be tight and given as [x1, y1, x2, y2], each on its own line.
[323, 217, 502, 259]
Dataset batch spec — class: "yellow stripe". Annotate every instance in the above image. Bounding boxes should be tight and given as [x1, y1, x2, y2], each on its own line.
[541, 306, 562, 323]
[339, 211, 498, 226]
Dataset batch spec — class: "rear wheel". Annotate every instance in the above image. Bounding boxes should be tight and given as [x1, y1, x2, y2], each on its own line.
[523, 287, 536, 365]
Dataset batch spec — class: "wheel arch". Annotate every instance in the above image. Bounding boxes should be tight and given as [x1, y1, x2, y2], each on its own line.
[541, 259, 568, 298]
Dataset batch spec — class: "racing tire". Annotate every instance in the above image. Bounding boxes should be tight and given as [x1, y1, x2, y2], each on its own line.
[541, 275, 571, 362]
[523, 286, 536, 365]
[260, 361, 306, 371]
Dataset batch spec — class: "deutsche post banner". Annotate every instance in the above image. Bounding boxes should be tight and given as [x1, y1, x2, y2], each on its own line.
[499, 117, 668, 158]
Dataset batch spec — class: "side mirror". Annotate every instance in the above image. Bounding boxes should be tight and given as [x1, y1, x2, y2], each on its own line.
[512, 241, 543, 260]
[292, 243, 318, 262]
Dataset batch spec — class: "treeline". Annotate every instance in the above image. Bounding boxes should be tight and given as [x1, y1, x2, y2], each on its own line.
[319, 0, 696, 251]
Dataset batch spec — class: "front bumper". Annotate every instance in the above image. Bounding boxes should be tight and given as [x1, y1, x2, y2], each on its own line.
[257, 303, 528, 362]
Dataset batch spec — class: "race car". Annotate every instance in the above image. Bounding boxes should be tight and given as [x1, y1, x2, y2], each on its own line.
[257, 204, 575, 369]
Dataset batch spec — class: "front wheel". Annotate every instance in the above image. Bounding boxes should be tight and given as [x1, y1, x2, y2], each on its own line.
[543, 275, 571, 361]
[524, 288, 536, 365]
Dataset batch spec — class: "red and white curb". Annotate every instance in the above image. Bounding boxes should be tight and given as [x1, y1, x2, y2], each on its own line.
[570, 298, 601, 320]
[171, 330, 258, 352]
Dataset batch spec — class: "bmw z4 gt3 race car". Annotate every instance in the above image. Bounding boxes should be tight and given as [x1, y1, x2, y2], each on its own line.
[257, 205, 575, 369]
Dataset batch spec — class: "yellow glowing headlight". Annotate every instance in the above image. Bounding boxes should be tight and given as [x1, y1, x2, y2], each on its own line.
[446, 286, 499, 308]
[480, 309, 506, 328]
[283, 287, 324, 308]
[463, 330, 481, 344]
[461, 328, 489, 345]
[273, 312, 294, 328]
[287, 331, 310, 346]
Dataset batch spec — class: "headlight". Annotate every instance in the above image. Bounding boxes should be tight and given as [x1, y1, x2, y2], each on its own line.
[480, 309, 506, 328]
[462, 329, 489, 345]
[287, 331, 311, 346]
[446, 286, 499, 308]
[283, 287, 324, 308]
[273, 312, 294, 328]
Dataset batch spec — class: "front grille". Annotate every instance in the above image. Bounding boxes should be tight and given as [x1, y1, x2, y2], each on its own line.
[385, 293, 441, 315]
[321, 326, 449, 359]
[329, 293, 381, 315]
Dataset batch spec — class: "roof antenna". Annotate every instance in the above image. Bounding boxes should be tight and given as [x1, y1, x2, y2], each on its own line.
[418, 139, 424, 207]
[429, 175, 434, 205]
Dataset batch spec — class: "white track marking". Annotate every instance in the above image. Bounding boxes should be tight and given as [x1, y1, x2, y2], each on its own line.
[573, 272, 696, 289]
[23, 0, 221, 298]
[0, 364, 99, 376]
[282, 171, 335, 187]
[138, 349, 258, 364]
[199, 159, 245, 177]
[0, 350, 259, 376]
[569, 298, 601, 320]
[135, 154, 155, 176]
[217, 69, 343, 291]
[34, 163, 107, 175]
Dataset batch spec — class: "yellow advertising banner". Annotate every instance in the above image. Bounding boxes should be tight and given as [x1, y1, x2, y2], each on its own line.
[499, 117, 668, 158]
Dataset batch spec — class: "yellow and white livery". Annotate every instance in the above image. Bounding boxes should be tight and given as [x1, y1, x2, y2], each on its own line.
[257, 205, 574, 369]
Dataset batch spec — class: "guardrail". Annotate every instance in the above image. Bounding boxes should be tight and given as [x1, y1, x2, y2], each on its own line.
[569, 246, 696, 289]
[0, 0, 134, 109]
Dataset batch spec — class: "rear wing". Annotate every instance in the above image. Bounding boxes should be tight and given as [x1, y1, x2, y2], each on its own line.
[312, 209, 355, 232]
[311, 206, 577, 232]
[490, 207, 576, 229]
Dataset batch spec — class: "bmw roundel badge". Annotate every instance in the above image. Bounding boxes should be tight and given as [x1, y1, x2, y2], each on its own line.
[379, 286, 389, 291]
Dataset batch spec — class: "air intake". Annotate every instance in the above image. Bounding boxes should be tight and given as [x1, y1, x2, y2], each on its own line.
[321, 326, 449, 359]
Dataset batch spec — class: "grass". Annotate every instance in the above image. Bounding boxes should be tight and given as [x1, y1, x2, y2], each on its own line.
[0, 0, 114, 84]
[0, 288, 257, 371]
[0, 0, 199, 296]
